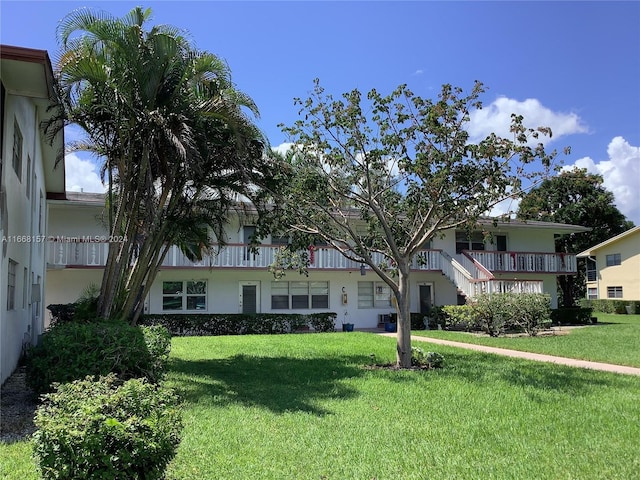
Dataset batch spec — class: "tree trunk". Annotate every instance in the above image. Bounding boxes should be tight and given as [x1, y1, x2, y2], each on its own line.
[395, 265, 412, 368]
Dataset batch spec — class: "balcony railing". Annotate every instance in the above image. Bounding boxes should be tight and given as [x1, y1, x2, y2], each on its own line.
[47, 240, 445, 272]
[465, 250, 577, 274]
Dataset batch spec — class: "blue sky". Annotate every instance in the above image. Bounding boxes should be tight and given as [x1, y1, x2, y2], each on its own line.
[2, 1, 639, 223]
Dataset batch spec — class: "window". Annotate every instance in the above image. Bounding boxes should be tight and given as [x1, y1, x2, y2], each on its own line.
[605, 253, 621, 266]
[455, 231, 484, 254]
[270, 281, 329, 309]
[26, 155, 31, 198]
[23, 267, 28, 309]
[12, 120, 23, 181]
[7, 259, 17, 310]
[586, 258, 597, 282]
[162, 280, 206, 311]
[587, 287, 598, 300]
[607, 286, 623, 299]
[358, 281, 391, 308]
[271, 235, 290, 246]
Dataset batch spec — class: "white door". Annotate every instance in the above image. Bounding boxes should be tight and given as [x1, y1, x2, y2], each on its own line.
[239, 281, 260, 314]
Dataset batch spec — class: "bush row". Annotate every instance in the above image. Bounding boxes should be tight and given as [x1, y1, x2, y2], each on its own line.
[578, 299, 640, 314]
[426, 293, 552, 337]
[139, 312, 338, 336]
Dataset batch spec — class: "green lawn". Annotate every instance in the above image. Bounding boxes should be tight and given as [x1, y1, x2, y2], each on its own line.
[412, 313, 640, 367]
[3, 332, 639, 479]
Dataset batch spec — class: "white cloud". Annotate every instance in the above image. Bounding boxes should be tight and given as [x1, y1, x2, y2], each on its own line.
[64, 153, 106, 193]
[413, 69, 424, 75]
[562, 136, 640, 225]
[272, 142, 295, 156]
[467, 97, 588, 145]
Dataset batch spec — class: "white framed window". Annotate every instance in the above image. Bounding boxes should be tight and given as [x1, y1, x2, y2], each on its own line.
[456, 231, 484, 254]
[358, 281, 391, 309]
[605, 253, 621, 266]
[270, 281, 329, 309]
[7, 259, 17, 310]
[607, 286, 623, 299]
[162, 280, 207, 311]
[587, 287, 598, 300]
[12, 119, 22, 181]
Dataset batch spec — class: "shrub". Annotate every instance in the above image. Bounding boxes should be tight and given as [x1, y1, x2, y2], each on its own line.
[33, 374, 182, 480]
[307, 312, 337, 332]
[551, 307, 594, 325]
[442, 305, 478, 331]
[139, 312, 338, 336]
[388, 312, 429, 330]
[472, 293, 551, 336]
[510, 293, 552, 336]
[47, 284, 101, 327]
[579, 299, 640, 314]
[473, 294, 508, 337]
[26, 321, 170, 395]
[411, 347, 444, 369]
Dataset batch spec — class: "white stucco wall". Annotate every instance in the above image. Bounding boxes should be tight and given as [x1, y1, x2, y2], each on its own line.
[1, 94, 49, 384]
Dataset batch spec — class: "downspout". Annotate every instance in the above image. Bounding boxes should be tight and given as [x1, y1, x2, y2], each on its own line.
[588, 255, 599, 299]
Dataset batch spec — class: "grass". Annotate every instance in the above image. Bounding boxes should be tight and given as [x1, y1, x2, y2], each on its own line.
[2, 331, 639, 479]
[412, 313, 640, 367]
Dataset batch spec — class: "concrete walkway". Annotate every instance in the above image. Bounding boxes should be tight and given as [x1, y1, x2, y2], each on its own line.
[378, 332, 640, 376]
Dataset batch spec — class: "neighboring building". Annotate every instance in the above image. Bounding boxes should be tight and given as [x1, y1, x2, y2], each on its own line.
[578, 226, 640, 301]
[46, 192, 589, 328]
[1, 45, 65, 384]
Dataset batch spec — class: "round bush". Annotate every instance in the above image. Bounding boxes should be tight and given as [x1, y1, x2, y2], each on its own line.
[26, 320, 168, 395]
[33, 374, 182, 480]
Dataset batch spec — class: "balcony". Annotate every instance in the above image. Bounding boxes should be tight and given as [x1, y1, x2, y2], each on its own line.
[47, 240, 444, 272]
[465, 250, 577, 275]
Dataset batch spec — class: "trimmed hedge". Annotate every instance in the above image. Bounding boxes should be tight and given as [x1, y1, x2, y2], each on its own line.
[389, 312, 429, 330]
[550, 307, 595, 325]
[579, 299, 640, 314]
[33, 374, 182, 480]
[26, 321, 171, 395]
[139, 312, 338, 336]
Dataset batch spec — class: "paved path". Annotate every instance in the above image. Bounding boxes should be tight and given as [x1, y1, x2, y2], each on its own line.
[378, 333, 640, 376]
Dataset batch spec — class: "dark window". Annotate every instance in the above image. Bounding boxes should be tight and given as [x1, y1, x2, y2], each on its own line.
[607, 286, 623, 298]
[605, 254, 621, 266]
[7, 259, 17, 310]
[162, 280, 206, 311]
[12, 120, 23, 181]
[271, 281, 329, 310]
[456, 231, 484, 254]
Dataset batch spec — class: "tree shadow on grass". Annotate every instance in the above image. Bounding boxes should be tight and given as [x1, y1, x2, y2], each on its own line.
[169, 354, 366, 416]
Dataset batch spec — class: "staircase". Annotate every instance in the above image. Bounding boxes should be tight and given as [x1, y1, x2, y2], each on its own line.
[438, 251, 543, 300]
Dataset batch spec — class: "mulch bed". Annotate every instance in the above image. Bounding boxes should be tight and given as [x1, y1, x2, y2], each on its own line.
[0, 366, 38, 444]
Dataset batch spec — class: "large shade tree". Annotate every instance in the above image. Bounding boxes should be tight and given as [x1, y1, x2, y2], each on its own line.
[517, 168, 634, 305]
[261, 80, 562, 368]
[54, 7, 272, 322]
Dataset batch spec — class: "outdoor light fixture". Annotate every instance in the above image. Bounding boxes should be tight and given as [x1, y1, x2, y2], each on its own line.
[360, 264, 366, 275]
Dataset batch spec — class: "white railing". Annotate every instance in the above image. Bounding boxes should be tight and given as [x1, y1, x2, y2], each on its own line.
[466, 250, 577, 274]
[482, 279, 544, 295]
[47, 240, 109, 267]
[47, 241, 444, 272]
[439, 251, 475, 298]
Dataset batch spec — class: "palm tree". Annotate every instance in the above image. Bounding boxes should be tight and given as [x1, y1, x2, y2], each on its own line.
[55, 6, 271, 322]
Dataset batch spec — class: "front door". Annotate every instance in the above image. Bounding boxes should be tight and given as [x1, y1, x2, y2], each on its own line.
[419, 284, 433, 314]
[239, 282, 260, 314]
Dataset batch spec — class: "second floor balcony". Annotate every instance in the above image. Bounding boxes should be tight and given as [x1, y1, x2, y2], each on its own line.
[46, 239, 578, 275]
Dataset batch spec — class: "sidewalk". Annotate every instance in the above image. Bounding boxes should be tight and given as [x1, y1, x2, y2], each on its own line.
[378, 332, 640, 376]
